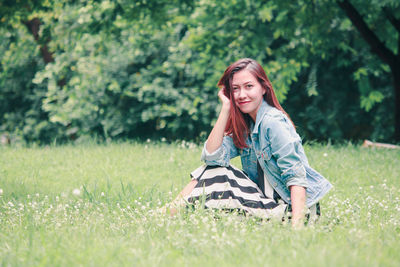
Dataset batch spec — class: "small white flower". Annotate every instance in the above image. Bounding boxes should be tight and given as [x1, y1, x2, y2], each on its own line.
[72, 188, 81, 196]
[101, 192, 105, 197]
[323, 153, 328, 157]
[146, 138, 151, 143]
[161, 137, 166, 142]
[0, 188, 3, 195]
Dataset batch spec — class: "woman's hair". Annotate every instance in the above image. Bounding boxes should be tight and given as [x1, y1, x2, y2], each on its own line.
[217, 58, 293, 149]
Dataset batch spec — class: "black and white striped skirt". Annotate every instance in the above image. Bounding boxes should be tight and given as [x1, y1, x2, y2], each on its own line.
[183, 165, 288, 219]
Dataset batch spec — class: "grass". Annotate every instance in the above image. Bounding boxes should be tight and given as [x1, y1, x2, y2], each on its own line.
[0, 141, 399, 266]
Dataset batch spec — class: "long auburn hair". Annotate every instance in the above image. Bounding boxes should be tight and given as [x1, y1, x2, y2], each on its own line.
[218, 58, 293, 149]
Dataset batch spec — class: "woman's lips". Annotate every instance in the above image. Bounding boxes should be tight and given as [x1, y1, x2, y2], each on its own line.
[238, 101, 251, 105]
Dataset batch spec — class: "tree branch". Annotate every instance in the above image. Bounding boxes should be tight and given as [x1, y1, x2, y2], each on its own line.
[382, 7, 400, 34]
[382, 7, 400, 60]
[337, 0, 397, 67]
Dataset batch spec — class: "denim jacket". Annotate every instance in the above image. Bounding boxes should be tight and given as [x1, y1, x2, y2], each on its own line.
[201, 100, 332, 207]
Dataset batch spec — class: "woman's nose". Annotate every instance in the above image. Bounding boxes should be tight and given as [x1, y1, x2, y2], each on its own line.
[238, 88, 246, 99]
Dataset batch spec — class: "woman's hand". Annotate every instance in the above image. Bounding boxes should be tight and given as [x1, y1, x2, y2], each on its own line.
[218, 88, 231, 111]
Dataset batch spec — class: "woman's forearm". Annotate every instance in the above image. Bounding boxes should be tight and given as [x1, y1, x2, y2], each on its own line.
[205, 105, 230, 154]
[290, 185, 306, 227]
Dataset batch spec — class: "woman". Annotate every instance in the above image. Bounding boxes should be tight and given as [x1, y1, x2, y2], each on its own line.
[166, 58, 332, 227]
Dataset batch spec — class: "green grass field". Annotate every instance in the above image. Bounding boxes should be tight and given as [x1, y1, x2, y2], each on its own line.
[1, 142, 399, 266]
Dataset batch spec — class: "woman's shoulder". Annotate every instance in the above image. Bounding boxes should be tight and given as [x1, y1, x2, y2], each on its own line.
[260, 106, 286, 125]
[259, 106, 296, 138]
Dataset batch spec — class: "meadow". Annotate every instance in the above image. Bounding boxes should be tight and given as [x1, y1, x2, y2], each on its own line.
[0, 141, 399, 266]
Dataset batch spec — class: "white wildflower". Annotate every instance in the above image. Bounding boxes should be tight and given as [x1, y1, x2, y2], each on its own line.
[101, 192, 105, 197]
[0, 188, 3, 195]
[72, 188, 81, 196]
[323, 153, 328, 157]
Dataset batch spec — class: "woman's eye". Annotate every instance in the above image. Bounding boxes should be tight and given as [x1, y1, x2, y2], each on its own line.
[246, 84, 253, 88]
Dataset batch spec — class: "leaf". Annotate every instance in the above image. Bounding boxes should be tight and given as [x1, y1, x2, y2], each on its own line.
[258, 6, 274, 22]
[306, 64, 318, 97]
[360, 91, 385, 112]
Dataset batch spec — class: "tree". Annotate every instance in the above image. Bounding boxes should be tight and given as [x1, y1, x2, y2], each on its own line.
[337, 0, 400, 141]
[0, 0, 59, 143]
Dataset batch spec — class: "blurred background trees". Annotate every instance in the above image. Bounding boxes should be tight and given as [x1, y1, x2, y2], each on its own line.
[0, 0, 399, 144]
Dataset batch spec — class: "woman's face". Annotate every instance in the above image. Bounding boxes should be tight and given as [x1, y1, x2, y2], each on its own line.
[232, 69, 266, 121]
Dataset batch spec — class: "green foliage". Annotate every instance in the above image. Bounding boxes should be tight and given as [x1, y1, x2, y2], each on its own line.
[0, 23, 61, 144]
[0, 0, 398, 143]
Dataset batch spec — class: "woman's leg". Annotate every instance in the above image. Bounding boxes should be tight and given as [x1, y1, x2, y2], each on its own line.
[175, 179, 198, 199]
[162, 179, 198, 215]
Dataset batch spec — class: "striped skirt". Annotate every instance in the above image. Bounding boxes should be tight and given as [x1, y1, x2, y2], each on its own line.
[183, 165, 288, 220]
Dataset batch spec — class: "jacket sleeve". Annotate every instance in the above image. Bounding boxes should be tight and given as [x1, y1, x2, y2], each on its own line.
[201, 135, 239, 166]
[265, 115, 309, 189]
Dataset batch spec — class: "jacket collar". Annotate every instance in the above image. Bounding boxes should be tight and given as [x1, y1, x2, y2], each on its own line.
[251, 100, 273, 135]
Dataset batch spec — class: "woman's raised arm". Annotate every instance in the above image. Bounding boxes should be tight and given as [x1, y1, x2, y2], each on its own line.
[205, 89, 231, 154]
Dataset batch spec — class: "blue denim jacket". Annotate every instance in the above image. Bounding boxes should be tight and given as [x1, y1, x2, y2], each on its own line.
[201, 100, 332, 207]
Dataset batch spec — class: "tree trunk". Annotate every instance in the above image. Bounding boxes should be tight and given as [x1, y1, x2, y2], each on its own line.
[23, 18, 54, 63]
